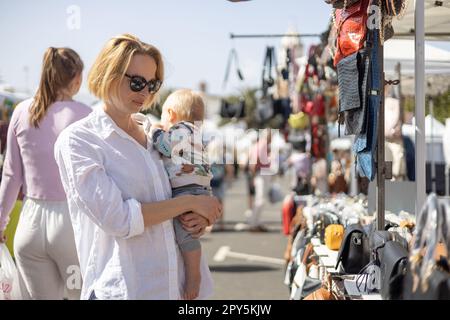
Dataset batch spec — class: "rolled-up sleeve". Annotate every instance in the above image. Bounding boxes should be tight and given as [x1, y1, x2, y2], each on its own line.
[54, 130, 144, 239]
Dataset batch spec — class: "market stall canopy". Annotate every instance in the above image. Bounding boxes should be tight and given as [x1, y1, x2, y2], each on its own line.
[392, 0, 450, 41]
[384, 39, 450, 74]
[384, 39, 450, 95]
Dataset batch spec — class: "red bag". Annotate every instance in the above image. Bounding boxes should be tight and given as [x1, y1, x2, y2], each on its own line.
[333, 0, 370, 66]
[282, 194, 295, 235]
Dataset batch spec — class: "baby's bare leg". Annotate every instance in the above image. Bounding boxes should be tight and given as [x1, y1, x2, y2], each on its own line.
[182, 248, 202, 300]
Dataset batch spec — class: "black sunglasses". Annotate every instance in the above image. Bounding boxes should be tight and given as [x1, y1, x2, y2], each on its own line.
[125, 74, 162, 94]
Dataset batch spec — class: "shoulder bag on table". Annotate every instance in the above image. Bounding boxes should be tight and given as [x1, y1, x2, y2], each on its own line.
[336, 223, 370, 274]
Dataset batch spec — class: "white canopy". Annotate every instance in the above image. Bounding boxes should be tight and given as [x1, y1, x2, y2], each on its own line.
[384, 39, 450, 95]
[392, 0, 450, 40]
[384, 39, 450, 74]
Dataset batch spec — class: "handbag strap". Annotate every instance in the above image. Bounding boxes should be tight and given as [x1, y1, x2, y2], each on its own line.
[262, 46, 277, 96]
[223, 48, 244, 90]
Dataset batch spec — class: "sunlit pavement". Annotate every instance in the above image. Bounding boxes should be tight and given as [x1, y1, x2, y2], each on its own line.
[201, 172, 291, 300]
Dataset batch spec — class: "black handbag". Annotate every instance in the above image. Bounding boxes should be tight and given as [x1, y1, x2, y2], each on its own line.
[402, 194, 450, 300]
[369, 230, 409, 253]
[377, 239, 409, 299]
[261, 46, 277, 96]
[220, 98, 246, 118]
[336, 224, 370, 274]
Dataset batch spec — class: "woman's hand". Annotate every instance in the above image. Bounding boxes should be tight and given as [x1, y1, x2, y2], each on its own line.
[179, 213, 208, 238]
[190, 195, 222, 225]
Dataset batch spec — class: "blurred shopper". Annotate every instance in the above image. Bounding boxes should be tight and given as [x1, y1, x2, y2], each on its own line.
[287, 140, 311, 195]
[328, 159, 348, 194]
[208, 139, 228, 231]
[0, 47, 90, 299]
[311, 158, 328, 195]
[245, 130, 274, 232]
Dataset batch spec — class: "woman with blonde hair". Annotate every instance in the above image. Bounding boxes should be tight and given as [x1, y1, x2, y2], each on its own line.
[54, 34, 221, 300]
[0, 47, 91, 299]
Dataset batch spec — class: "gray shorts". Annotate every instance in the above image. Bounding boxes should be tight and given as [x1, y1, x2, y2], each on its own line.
[172, 184, 212, 252]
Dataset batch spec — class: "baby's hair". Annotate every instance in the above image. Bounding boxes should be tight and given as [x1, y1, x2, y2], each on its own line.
[163, 89, 205, 123]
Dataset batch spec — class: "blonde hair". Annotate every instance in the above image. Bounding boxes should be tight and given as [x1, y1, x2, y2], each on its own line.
[162, 89, 205, 123]
[88, 33, 164, 110]
[30, 47, 83, 127]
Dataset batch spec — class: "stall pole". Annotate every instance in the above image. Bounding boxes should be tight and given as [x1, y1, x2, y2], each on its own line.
[415, 0, 426, 214]
[377, 42, 386, 231]
[395, 62, 403, 125]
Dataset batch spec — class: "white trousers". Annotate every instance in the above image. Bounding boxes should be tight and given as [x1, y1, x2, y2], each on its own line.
[13, 198, 81, 300]
[246, 174, 271, 227]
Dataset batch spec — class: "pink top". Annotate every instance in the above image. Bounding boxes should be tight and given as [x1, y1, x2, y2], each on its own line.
[0, 99, 91, 230]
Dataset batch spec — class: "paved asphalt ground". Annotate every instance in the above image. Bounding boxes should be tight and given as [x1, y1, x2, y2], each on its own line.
[200, 172, 292, 300]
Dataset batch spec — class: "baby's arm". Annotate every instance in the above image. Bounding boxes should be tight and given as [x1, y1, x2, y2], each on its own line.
[151, 126, 173, 157]
[151, 122, 193, 158]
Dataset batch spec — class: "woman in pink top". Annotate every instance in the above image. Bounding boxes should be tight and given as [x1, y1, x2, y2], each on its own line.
[0, 47, 91, 299]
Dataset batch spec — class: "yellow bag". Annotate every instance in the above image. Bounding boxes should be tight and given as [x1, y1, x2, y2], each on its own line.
[4, 201, 22, 258]
[288, 112, 309, 130]
[325, 224, 344, 251]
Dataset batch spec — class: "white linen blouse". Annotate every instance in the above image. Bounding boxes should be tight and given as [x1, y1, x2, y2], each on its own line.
[54, 106, 213, 300]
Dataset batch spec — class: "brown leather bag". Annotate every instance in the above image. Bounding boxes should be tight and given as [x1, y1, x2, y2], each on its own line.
[304, 275, 339, 300]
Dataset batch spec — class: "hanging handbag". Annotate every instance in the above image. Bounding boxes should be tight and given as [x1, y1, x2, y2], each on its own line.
[333, 0, 370, 66]
[222, 48, 244, 90]
[261, 46, 277, 96]
[220, 98, 246, 118]
[288, 111, 309, 130]
[282, 194, 296, 236]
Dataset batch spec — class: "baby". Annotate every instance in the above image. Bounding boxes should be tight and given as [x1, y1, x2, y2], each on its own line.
[150, 89, 213, 300]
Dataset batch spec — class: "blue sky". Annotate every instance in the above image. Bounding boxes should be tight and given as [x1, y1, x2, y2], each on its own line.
[1, 1, 449, 105]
